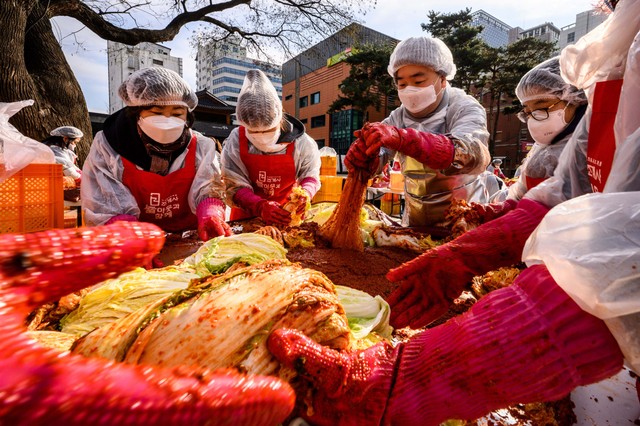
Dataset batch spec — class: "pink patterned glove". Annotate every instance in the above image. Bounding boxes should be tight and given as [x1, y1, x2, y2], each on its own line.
[360, 122, 454, 170]
[196, 197, 232, 241]
[105, 214, 138, 225]
[386, 198, 549, 329]
[268, 330, 398, 426]
[269, 265, 623, 426]
[299, 176, 320, 201]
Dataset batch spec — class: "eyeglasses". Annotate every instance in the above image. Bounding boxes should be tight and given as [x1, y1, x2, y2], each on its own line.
[517, 100, 563, 123]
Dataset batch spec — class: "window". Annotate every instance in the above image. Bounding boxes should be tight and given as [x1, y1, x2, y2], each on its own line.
[299, 96, 308, 108]
[300, 118, 308, 124]
[285, 94, 292, 101]
[315, 139, 325, 149]
[152, 59, 163, 66]
[310, 92, 320, 105]
[311, 115, 326, 128]
[567, 32, 575, 43]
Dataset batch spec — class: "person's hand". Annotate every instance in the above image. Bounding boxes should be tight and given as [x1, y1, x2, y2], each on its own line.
[386, 245, 474, 328]
[470, 199, 518, 224]
[197, 198, 232, 242]
[259, 201, 291, 226]
[386, 199, 551, 329]
[293, 190, 310, 217]
[344, 136, 379, 177]
[270, 266, 623, 426]
[268, 328, 397, 426]
[198, 216, 233, 241]
[0, 222, 296, 425]
[360, 122, 454, 170]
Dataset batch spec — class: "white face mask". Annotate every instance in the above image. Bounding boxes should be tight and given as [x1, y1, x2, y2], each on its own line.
[138, 115, 186, 144]
[398, 81, 442, 115]
[527, 108, 569, 145]
[68, 143, 76, 152]
[246, 128, 283, 153]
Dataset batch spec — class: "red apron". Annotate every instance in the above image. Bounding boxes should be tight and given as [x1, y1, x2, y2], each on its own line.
[525, 175, 547, 190]
[229, 127, 296, 221]
[586, 79, 623, 192]
[122, 135, 198, 232]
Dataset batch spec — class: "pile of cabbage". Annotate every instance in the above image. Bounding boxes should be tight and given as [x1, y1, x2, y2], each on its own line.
[36, 233, 391, 378]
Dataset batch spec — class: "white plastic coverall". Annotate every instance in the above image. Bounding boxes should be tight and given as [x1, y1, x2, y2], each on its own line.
[523, 0, 640, 373]
[221, 122, 321, 207]
[82, 130, 225, 226]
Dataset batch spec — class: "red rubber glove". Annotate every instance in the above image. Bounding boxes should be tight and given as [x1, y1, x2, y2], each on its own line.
[269, 265, 623, 426]
[470, 198, 518, 223]
[259, 200, 291, 226]
[196, 197, 232, 241]
[387, 198, 549, 329]
[360, 122, 454, 170]
[344, 136, 379, 178]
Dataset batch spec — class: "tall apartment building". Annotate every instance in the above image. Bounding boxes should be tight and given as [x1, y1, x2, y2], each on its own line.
[508, 23, 561, 47]
[107, 41, 183, 113]
[195, 38, 282, 106]
[558, 10, 607, 50]
[470, 10, 512, 48]
[282, 23, 398, 171]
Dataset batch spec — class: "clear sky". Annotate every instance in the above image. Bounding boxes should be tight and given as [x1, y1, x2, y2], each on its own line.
[54, 0, 601, 113]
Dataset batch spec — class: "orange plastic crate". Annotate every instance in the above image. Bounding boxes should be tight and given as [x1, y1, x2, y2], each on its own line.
[312, 175, 345, 203]
[0, 164, 64, 233]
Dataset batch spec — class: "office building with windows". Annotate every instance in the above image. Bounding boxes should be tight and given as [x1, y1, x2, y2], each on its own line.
[281, 23, 398, 170]
[195, 38, 281, 106]
[107, 41, 183, 113]
[470, 10, 512, 48]
[558, 10, 607, 50]
[508, 22, 561, 47]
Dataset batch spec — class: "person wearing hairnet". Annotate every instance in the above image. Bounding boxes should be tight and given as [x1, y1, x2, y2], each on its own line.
[42, 126, 83, 184]
[221, 69, 320, 227]
[266, 1, 640, 424]
[473, 56, 589, 221]
[346, 36, 491, 228]
[81, 67, 231, 242]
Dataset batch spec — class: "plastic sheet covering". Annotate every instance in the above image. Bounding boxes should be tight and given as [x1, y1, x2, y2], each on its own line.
[0, 100, 54, 183]
[522, 192, 640, 373]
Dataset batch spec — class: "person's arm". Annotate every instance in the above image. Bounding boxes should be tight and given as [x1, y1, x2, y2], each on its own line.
[189, 133, 227, 212]
[220, 131, 290, 226]
[362, 88, 491, 176]
[386, 198, 549, 328]
[292, 134, 321, 199]
[81, 132, 140, 226]
[269, 264, 623, 426]
[220, 130, 254, 208]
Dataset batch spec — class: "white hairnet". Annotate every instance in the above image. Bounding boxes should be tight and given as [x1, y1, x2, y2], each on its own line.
[50, 126, 83, 138]
[119, 67, 198, 111]
[388, 36, 456, 80]
[516, 57, 587, 105]
[236, 69, 282, 131]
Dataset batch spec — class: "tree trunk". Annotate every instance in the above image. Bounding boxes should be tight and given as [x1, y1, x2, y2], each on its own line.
[0, 1, 91, 165]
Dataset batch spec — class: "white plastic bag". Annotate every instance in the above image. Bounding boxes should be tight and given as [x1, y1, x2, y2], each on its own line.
[318, 146, 337, 157]
[523, 192, 640, 373]
[0, 100, 55, 183]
